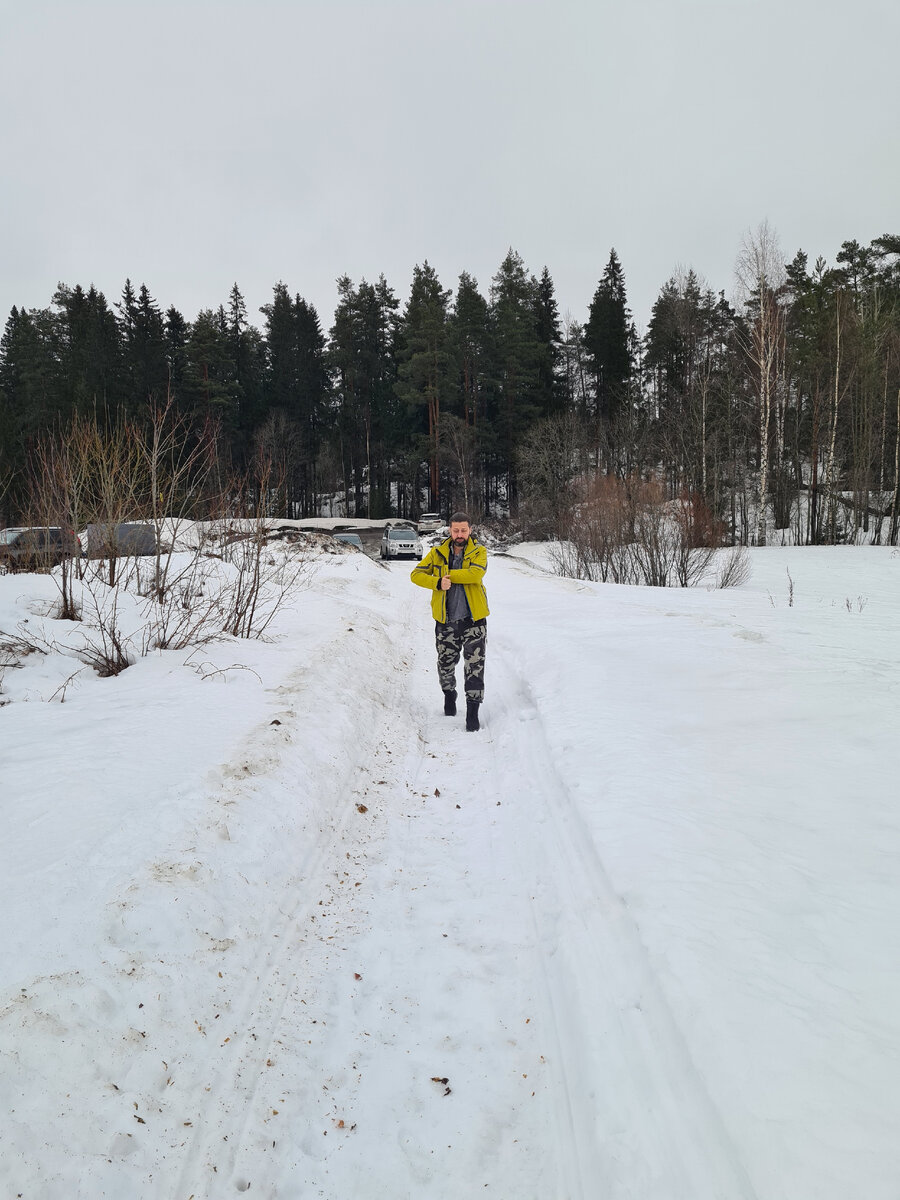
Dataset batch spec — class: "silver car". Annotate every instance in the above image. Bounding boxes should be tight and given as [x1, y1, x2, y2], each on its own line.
[380, 526, 424, 560]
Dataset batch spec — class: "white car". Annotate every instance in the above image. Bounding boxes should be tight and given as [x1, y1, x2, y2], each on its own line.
[381, 526, 424, 560]
[417, 513, 441, 534]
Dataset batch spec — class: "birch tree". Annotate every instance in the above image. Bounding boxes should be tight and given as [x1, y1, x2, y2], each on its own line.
[736, 221, 787, 545]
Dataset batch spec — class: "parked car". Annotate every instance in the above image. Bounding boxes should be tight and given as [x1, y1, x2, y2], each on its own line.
[85, 522, 157, 558]
[0, 526, 82, 574]
[381, 526, 424, 560]
[333, 532, 364, 550]
[417, 512, 441, 534]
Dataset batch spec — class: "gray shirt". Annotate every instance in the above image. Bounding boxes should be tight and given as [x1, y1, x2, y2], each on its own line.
[446, 544, 472, 623]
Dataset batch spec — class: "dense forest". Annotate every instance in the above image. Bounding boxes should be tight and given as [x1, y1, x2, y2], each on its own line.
[2, 228, 899, 545]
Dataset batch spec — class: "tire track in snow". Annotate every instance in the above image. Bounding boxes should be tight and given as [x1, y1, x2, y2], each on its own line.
[489, 640, 760, 1200]
[172, 592, 413, 1198]
[203, 588, 575, 1199]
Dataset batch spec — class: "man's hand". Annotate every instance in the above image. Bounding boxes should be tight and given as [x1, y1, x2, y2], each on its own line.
[440, 574, 452, 590]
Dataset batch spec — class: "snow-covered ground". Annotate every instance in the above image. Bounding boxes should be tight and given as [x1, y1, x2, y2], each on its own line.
[1, 543, 899, 1199]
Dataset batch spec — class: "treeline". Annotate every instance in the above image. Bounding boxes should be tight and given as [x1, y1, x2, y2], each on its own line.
[1, 232, 899, 544]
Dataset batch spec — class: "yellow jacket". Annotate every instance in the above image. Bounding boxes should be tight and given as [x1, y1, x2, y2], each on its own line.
[410, 536, 490, 623]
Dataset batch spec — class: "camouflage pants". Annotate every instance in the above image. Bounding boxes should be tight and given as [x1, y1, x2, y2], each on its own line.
[435, 619, 487, 702]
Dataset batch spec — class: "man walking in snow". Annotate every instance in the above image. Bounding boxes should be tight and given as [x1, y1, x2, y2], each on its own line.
[410, 512, 489, 732]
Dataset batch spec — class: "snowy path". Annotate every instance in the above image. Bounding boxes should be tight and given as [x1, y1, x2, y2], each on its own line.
[173, 565, 756, 1199]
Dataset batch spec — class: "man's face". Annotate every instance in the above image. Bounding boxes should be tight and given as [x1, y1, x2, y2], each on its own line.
[450, 522, 470, 548]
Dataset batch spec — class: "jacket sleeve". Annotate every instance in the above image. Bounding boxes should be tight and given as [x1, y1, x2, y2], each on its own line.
[411, 548, 442, 589]
[447, 544, 487, 584]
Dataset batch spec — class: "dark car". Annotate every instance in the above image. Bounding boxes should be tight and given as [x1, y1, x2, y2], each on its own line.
[85, 522, 157, 558]
[0, 527, 82, 574]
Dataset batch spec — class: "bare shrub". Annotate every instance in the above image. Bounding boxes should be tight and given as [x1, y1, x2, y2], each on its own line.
[210, 455, 314, 640]
[18, 409, 313, 679]
[0, 637, 20, 702]
[68, 412, 145, 586]
[76, 579, 134, 676]
[25, 425, 88, 620]
[138, 555, 223, 652]
[629, 478, 680, 587]
[715, 545, 752, 588]
[671, 490, 724, 587]
[554, 473, 734, 589]
[554, 474, 635, 582]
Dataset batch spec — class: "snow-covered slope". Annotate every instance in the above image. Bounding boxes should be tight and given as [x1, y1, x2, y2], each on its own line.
[1, 546, 898, 1199]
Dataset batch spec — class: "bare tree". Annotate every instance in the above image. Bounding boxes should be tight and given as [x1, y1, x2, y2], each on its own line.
[438, 413, 479, 514]
[736, 221, 787, 546]
[516, 411, 586, 539]
[140, 393, 221, 601]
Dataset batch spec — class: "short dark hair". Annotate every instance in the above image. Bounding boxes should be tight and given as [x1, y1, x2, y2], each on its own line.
[449, 511, 471, 526]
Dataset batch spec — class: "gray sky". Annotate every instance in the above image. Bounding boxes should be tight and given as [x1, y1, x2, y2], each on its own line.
[1, 0, 898, 336]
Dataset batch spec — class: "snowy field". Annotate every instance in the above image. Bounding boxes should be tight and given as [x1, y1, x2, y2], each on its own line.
[1, 542, 899, 1199]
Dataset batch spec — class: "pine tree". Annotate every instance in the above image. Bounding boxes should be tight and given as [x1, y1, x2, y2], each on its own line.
[370, 275, 401, 516]
[328, 276, 399, 517]
[489, 248, 542, 512]
[293, 296, 328, 515]
[448, 272, 491, 429]
[395, 262, 452, 512]
[259, 282, 330, 516]
[185, 308, 238, 424]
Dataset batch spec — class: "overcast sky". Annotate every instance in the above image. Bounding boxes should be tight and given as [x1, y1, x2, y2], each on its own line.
[1, 0, 897, 336]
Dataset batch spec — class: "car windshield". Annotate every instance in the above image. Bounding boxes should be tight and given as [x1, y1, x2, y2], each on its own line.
[336, 534, 362, 545]
[388, 529, 414, 539]
[0, 528, 27, 544]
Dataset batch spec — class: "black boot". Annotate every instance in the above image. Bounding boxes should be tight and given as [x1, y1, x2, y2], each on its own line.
[465, 699, 480, 732]
[443, 690, 457, 716]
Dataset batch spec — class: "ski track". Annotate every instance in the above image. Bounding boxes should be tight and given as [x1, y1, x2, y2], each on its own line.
[487, 642, 760, 1200]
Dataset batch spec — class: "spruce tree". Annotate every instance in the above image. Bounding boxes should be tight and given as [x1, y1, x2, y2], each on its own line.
[52, 284, 120, 417]
[117, 280, 168, 411]
[185, 308, 238, 425]
[532, 266, 565, 418]
[584, 249, 633, 453]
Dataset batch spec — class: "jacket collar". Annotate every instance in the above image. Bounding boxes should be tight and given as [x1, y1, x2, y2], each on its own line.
[438, 534, 475, 560]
